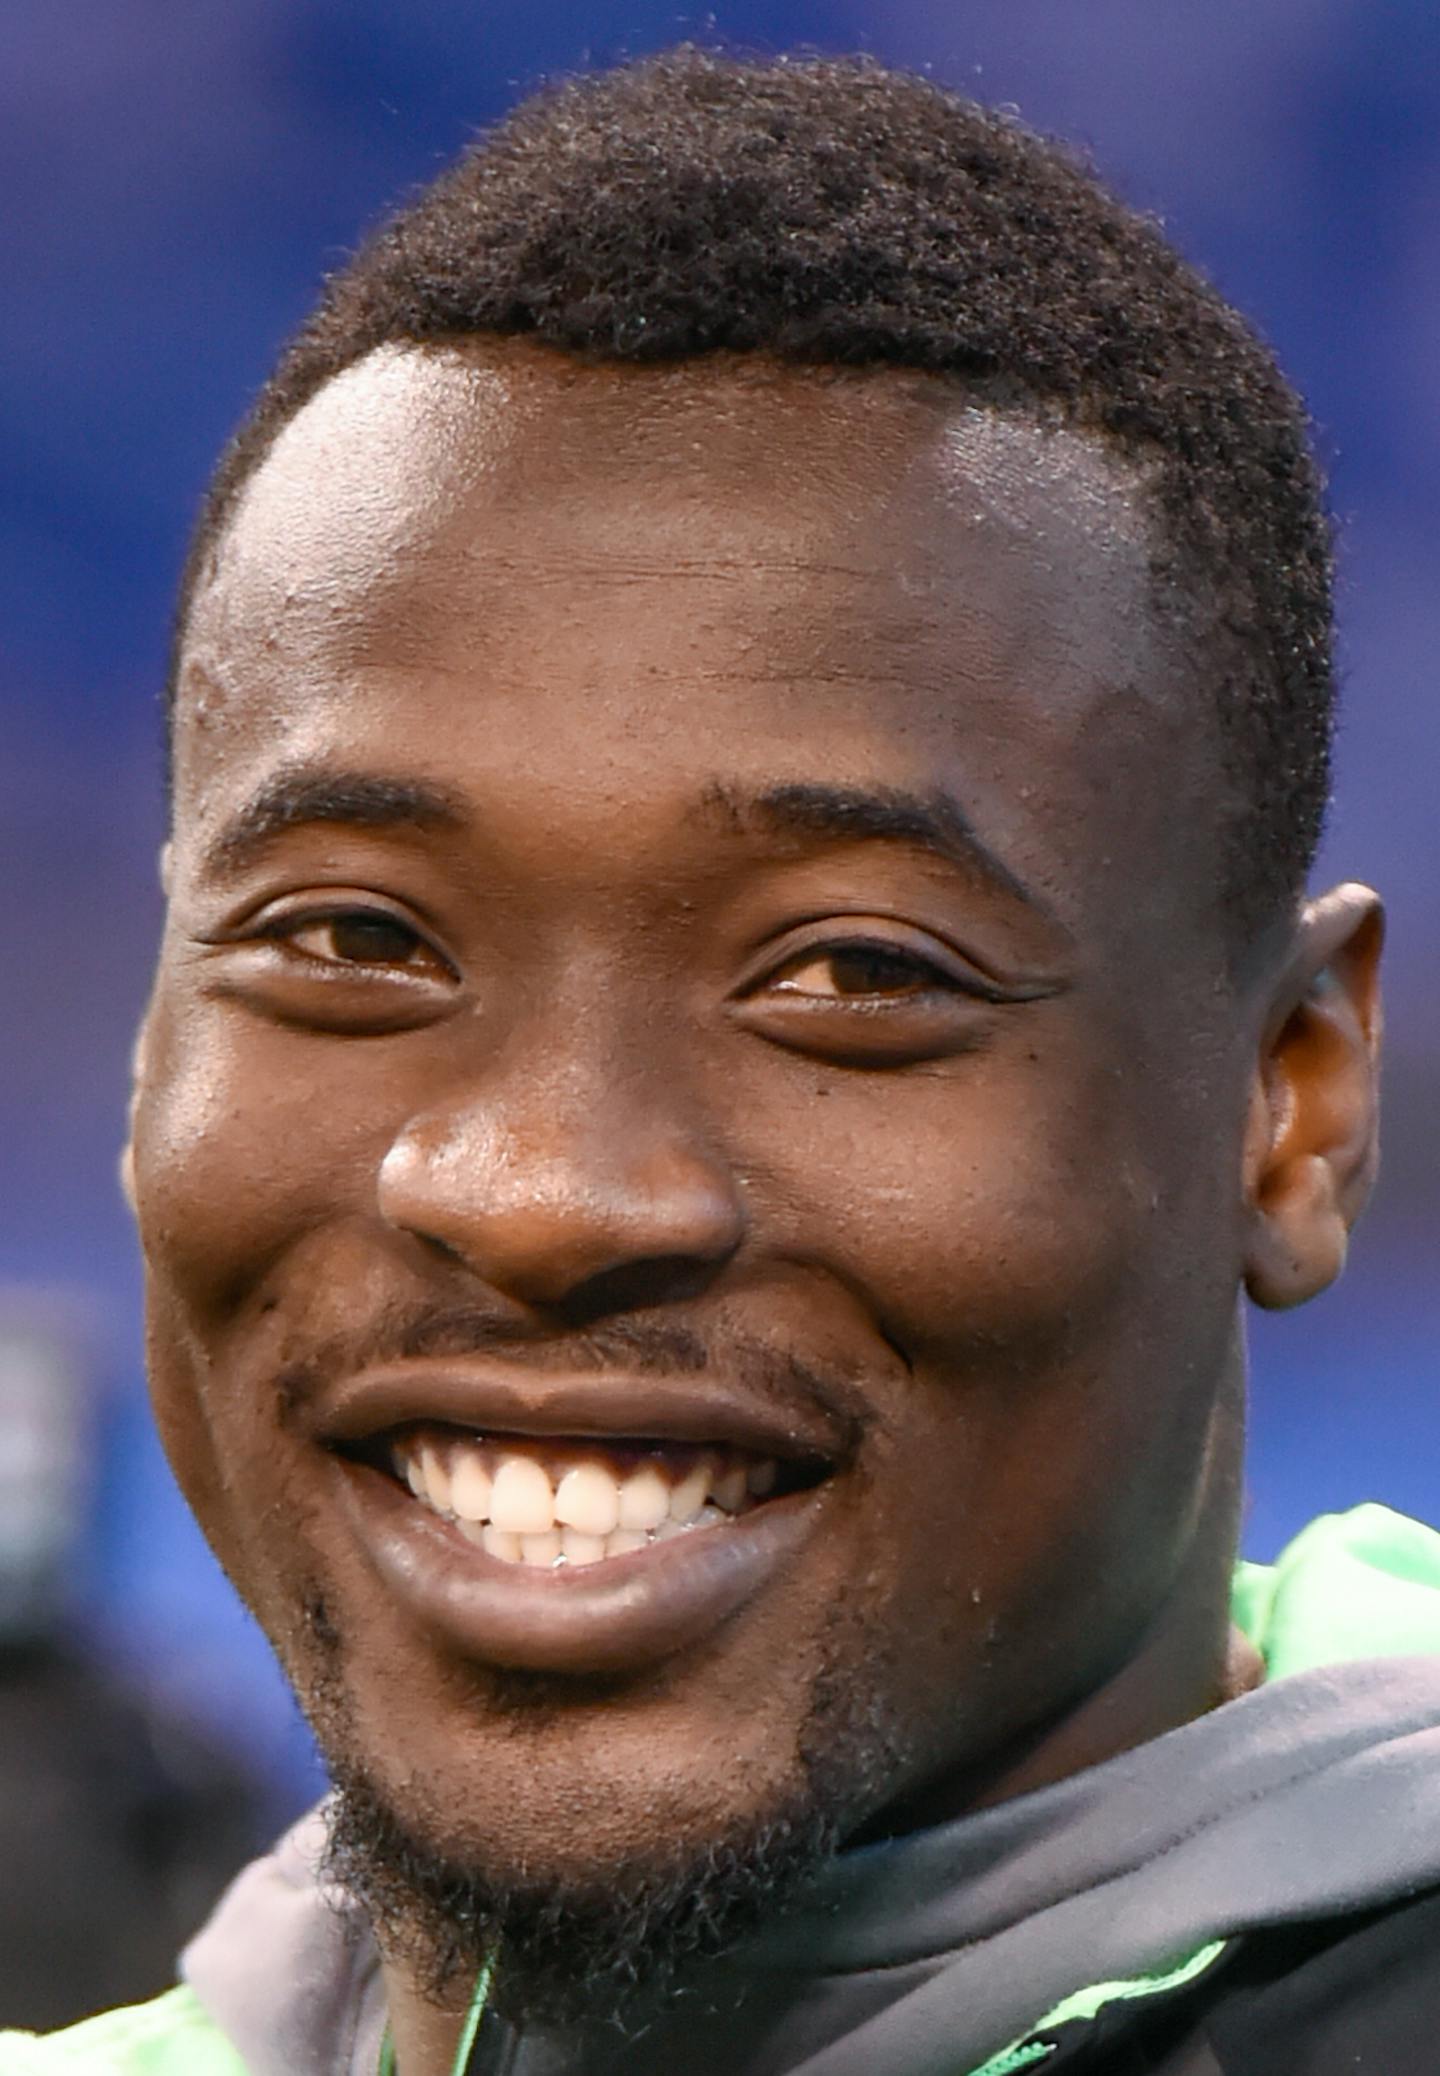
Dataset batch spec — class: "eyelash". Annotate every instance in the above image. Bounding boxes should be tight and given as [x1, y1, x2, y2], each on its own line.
[762, 938, 978, 1000]
[242, 904, 1012, 1074]
[258, 905, 451, 976]
[260, 909, 973, 989]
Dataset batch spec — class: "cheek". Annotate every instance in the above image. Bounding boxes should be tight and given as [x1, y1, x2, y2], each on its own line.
[132, 995, 392, 1325]
[132, 999, 394, 1579]
[749, 1034, 1162, 1367]
[735, 1032, 1239, 1675]
[818, 1040, 1235, 1481]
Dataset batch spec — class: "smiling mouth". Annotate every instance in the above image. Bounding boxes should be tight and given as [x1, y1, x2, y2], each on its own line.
[320, 1369, 847, 1672]
[360, 1427, 826, 1571]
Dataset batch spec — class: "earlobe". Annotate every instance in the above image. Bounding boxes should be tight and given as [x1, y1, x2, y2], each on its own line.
[1243, 884, 1383, 1312]
[1245, 1152, 1349, 1309]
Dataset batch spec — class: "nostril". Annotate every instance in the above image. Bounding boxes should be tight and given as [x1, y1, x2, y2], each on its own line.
[540, 1247, 742, 1328]
[414, 1230, 471, 1272]
[378, 1109, 747, 1310]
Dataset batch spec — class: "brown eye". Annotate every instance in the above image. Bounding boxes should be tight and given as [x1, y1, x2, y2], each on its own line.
[774, 946, 936, 998]
[279, 911, 445, 972]
[324, 914, 426, 966]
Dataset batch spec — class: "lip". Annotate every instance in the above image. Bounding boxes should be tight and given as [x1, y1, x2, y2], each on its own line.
[311, 1360, 851, 1676]
[311, 1361, 854, 1464]
[331, 1453, 834, 1675]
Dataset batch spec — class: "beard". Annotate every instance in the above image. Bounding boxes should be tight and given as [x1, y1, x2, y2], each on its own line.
[298, 1587, 905, 2032]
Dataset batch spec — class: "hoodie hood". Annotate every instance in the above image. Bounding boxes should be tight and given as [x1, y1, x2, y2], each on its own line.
[182, 1505, 1440, 2076]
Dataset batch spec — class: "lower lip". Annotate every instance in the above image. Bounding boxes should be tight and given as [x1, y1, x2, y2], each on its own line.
[331, 1458, 832, 1676]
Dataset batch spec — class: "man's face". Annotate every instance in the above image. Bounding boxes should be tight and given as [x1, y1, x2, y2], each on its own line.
[134, 343, 1254, 1901]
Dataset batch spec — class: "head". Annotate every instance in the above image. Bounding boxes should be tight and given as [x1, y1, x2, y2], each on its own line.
[129, 49, 1380, 2032]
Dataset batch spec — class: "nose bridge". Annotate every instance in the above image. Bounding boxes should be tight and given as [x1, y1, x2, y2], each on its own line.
[376, 1003, 745, 1304]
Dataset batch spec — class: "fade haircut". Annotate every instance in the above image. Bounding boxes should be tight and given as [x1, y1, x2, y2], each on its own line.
[172, 46, 1334, 935]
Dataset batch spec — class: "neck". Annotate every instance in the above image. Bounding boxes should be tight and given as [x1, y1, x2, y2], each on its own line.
[382, 1967, 472, 2076]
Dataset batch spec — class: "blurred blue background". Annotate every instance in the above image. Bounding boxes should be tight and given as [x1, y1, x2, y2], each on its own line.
[3, 0, 1437, 1811]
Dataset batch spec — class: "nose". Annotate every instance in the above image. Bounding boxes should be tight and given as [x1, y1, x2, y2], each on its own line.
[376, 1055, 747, 1315]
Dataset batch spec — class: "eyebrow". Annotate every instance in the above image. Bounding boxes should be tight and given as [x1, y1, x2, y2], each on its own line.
[199, 765, 471, 878]
[198, 763, 1057, 933]
[708, 779, 1058, 925]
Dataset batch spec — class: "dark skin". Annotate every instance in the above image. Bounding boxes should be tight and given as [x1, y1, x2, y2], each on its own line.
[127, 341, 1381, 2073]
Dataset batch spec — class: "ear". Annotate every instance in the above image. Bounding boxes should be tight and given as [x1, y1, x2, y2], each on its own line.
[1243, 884, 1383, 1310]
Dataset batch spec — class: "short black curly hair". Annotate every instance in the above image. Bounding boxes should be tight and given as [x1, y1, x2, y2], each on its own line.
[174, 46, 1334, 936]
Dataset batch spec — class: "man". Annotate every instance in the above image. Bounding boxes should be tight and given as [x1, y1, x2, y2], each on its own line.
[9, 45, 1440, 2076]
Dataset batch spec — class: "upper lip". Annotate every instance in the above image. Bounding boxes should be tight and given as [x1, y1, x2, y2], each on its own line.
[309, 1363, 854, 1466]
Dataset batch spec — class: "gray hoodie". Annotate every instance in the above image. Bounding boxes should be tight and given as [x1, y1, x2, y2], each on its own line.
[182, 1508, 1440, 2076]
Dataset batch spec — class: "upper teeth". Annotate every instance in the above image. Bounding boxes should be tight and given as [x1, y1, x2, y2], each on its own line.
[391, 1433, 778, 1570]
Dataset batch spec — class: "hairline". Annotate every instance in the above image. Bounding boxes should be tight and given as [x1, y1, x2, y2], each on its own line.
[169, 338, 1182, 740]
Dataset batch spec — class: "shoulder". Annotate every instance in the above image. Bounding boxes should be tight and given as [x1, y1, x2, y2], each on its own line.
[1205, 1882, 1440, 2068]
[0, 1988, 246, 2075]
[1085, 1886, 1440, 2074]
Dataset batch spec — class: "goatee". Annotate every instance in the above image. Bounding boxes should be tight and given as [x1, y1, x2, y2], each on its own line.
[303, 1606, 904, 2032]
[320, 1756, 847, 2032]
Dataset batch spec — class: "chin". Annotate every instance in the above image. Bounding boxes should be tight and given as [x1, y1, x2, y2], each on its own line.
[291, 1586, 908, 2023]
[319, 1737, 847, 2025]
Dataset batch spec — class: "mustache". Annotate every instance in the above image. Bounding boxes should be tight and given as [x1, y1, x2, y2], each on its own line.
[275, 1299, 872, 1440]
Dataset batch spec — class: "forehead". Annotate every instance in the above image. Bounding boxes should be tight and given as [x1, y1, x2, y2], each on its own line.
[187, 339, 1158, 653]
[174, 341, 1212, 943]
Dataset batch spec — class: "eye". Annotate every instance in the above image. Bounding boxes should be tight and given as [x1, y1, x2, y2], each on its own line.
[770, 943, 943, 999]
[269, 908, 450, 977]
[731, 926, 1009, 1067]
